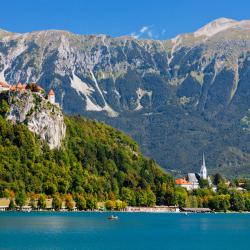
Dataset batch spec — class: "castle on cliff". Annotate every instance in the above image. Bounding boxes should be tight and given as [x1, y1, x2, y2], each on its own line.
[0, 81, 56, 104]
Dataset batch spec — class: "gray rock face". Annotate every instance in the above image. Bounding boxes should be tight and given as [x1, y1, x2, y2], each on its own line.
[7, 91, 66, 149]
[2, 18, 250, 175]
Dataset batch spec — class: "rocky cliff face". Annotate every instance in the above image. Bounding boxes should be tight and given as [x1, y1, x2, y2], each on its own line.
[1, 18, 250, 175]
[6, 91, 66, 149]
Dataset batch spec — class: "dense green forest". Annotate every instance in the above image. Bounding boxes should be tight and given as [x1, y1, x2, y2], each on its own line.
[0, 94, 250, 211]
[0, 110, 176, 207]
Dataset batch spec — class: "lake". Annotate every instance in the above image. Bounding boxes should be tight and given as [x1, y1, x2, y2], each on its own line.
[0, 212, 249, 250]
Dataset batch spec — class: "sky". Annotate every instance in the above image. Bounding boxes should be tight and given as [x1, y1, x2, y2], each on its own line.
[0, 0, 250, 39]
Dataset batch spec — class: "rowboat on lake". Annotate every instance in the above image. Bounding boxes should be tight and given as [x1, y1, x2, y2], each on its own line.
[108, 215, 118, 220]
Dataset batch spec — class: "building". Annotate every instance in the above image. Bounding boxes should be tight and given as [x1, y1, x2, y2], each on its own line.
[176, 153, 211, 190]
[16, 83, 26, 91]
[187, 173, 200, 189]
[126, 206, 180, 213]
[0, 82, 10, 92]
[175, 178, 194, 191]
[8, 82, 44, 93]
[1, 81, 57, 106]
[200, 153, 207, 179]
[0, 198, 10, 211]
[180, 207, 212, 213]
[48, 89, 55, 104]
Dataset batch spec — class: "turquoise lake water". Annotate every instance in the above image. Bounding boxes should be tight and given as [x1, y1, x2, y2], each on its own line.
[0, 212, 249, 250]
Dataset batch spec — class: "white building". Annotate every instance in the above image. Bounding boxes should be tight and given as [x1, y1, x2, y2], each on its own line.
[187, 173, 200, 189]
[184, 153, 211, 189]
[48, 89, 55, 104]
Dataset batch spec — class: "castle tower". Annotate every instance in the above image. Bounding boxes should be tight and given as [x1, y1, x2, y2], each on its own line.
[48, 89, 55, 104]
[199, 153, 207, 180]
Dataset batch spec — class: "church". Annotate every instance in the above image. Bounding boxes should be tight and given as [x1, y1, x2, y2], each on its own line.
[175, 154, 211, 190]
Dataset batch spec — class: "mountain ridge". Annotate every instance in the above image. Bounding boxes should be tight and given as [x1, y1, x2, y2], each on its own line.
[1, 18, 250, 176]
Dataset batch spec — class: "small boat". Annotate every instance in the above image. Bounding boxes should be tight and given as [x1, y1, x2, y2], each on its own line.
[108, 215, 119, 220]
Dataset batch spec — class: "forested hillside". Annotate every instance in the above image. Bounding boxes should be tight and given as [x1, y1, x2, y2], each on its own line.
[0, 109, 174, 206]
[0, 92, 250, 212]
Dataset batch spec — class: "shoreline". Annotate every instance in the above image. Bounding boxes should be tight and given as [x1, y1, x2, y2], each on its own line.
[1, 210, 250, 214]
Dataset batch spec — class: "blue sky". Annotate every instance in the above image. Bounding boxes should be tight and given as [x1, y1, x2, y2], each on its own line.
[1, 0, 250, 39]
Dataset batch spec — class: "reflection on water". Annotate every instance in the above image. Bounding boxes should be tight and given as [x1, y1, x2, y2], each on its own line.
[0, 212, 249, 250]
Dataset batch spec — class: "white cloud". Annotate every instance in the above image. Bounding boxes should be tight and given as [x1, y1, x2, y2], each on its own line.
[130, 25, 166, 40]
[140, 26, 149, 33]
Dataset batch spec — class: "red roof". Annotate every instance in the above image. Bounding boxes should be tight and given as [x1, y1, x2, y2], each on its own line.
[10, 85, 16, 91]
[0, 82, 10, 88]
[17, 83, 23, 88]
[175, 178, 192, 185]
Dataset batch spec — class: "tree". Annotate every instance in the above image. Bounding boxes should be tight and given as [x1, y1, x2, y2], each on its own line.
[8, 199, 15, 210]
[164, 187, 176, 206]
[136, 189, 148, 206]
[243, 179, 250, 191]
[44, 182, 57, 195]
[213, 173, 224, 186]
[30, 197, 37, 209]
[175, 187, 188, 207]
[115, 200, 127, 211]
[26, 83, 38, 92]
[187, 196, 198, 208]
[121, 187, 136, 206]
[37, 194, 47, 209]
[3, 189, 10, 198]
[86, 194, 97, 210]
[15, 190, 26, 208]
[75, 194, 86, 210]
[217, 181, 229, 195]
[105, 200, 116, 210]
[209, 195, 230, 211]
[230, 190, 245, 211]
[65, 194, 74, 210]
[147, 189, 156, 207]
[199, 178, 209, 188]
[52, 195, 62, 211]
[0, 99, 10, 117]
[244, 193, 250, 211]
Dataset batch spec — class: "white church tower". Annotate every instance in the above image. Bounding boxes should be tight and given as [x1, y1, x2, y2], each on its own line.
[48, 89, 55, 104]
[199, 153, 207, 180]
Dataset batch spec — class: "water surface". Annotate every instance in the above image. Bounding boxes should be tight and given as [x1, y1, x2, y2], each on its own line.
[0, 212, 249, 250]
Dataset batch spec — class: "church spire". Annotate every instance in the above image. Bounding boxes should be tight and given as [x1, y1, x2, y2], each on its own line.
[200, 153, 207, 180]
[203, 153, 205, 167]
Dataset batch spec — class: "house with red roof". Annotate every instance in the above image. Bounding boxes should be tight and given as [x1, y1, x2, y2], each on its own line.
[175, 178, 194, 191]
[0, 81, 10, 92]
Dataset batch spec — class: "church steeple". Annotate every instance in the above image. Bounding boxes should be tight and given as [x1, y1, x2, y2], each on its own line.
[200, 153, 207, 180]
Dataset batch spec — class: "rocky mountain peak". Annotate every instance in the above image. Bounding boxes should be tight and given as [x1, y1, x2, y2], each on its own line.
[194, 17, 237, 37]
[1, 21, 250, 175]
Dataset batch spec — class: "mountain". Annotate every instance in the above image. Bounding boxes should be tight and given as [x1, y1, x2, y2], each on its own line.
[0, 90, 174, 205]
[1, 18, 250, 176]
